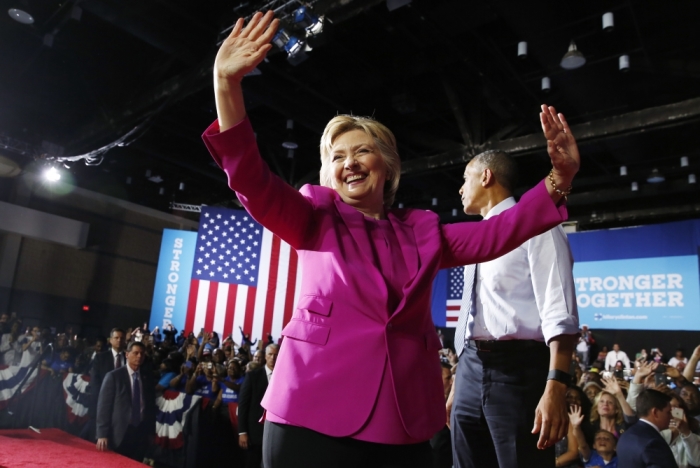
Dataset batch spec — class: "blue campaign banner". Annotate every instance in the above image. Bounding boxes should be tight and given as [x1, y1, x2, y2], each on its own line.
[150, 229, 197, 334]
[574, 255, 700, 330]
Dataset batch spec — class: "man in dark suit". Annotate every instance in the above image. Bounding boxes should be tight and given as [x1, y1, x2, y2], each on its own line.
[85, 328, 125, 440]
[239, 343, 278, 468]
[96, 341, 156, 461]
[617, 388, 678, 468]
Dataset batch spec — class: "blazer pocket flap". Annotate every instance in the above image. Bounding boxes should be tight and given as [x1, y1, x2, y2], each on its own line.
[297, 295, 332, 316]
[282, 319, 330, 346]
[425, 331, 443, 351]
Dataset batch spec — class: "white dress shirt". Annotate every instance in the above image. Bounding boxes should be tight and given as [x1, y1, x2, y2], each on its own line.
[605, 350, 631, 370]
[110, 348, 123, 368]
[466, 197, 579, 343]
[265, 364, 273, 382]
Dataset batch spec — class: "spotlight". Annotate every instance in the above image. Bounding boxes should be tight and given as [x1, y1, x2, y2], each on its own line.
[631, 181, 638, 191]
[541, 77, 551, 93]
[45, 167, 61, 182]
[179, 182, 185, 191]
[560, 41, 586, 70]
[452, 208, 458, 217]
[398, 203, 404, 209]
[282, 120, 298, 150]
[619, 54, 630, 72]
[602, 12, 614, 32]
[690, 174, 697, 184]
[517, 41, 527, 59]
[8, 8, 33, 24]
[432, 198, 438, 206]
[273, 29, 304, 58]
[646, 168, 665, 183]
[293, 6, 324, 36]
[681, 156, 689, 167]
[620, 166, 627, 176]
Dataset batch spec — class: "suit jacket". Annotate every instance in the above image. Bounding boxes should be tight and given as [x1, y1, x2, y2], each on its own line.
[96, 366, 156, 449]
[238, 366, 268, 445]
[617, 420, 678, 468]
[202, 117, 567, 442]
[89, 350, 119, 415]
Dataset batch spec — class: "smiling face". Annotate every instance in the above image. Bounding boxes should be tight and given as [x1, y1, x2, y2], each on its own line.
[330, 129, 388, 215]
[593, 430, 617, 455]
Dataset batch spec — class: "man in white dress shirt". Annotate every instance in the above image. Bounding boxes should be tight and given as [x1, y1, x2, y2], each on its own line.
[448, 149, 580, 468]
[604, 343, 631, 371]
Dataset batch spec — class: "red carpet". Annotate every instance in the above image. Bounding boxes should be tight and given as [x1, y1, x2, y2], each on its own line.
[0, 428, 145, 467]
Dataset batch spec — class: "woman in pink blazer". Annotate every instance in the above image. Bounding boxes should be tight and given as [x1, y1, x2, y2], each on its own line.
[204, 12, 581, 468]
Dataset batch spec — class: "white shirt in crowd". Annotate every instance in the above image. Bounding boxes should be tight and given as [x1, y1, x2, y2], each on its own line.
[466, 197, 580, 343]
[668, 357, 688, 368]
[605, 349, 631, 370]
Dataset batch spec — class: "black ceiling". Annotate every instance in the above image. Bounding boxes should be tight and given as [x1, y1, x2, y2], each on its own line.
[1, 0, 699, 229]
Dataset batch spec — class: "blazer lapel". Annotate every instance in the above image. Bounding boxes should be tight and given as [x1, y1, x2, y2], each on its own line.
[333, 199, 388, 300]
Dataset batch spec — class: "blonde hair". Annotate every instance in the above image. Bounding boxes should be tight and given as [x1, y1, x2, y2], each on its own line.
[319, 115, 401, 207]
[590, 391, 624, 425]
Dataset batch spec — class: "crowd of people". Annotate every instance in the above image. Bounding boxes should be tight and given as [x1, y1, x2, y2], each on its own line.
[0, 312, 277, 466]
[3, 309, 700, 467]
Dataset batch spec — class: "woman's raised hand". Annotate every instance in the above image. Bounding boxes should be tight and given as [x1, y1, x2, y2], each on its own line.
[215, 11, 279, 84]
[540, 104, 580, 191]
[568, 405, 584, 427]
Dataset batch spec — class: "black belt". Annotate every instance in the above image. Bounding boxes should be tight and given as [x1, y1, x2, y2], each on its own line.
[467, 339, 545, 352]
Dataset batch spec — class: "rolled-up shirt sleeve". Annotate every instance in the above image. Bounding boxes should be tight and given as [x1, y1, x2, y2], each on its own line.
[527, 226, 580, 344]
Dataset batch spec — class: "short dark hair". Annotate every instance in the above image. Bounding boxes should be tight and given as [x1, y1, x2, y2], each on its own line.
[594, 429, 617, 446]
[471, 150, 518, 192]
[110, 328, 125, 338]
[126, 341, 146, 352]
[636, 388, 672, 417]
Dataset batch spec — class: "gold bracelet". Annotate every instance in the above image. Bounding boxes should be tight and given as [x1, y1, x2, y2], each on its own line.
[548, 169, 572, 199]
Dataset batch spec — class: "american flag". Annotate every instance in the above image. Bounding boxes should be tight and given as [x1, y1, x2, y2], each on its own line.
[183, 206, 302, 342]
[445, 267, 465, 327]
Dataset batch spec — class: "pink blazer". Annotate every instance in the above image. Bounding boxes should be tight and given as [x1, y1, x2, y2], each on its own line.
[202, 117, 567, 442]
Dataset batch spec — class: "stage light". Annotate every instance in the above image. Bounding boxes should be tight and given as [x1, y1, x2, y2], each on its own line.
[159, 187, 165, 195]
[273, 29, 304, 58]
[293, 6, 324, 36]
[179, 182, 186, 191]
[631, 181, 638, 191]
[398, 203, 404, 209]
[541, 77, 551, 93]
[602, 12, 614, 31]
[8, 8, 33, 24]
[690, 174, 697, 184]
[432, 198, 438, 206]
[619, 54, 630, 72]
[560, 41, 586, 70]
[646, 168, 665, 183]
[45, 167, 61, 182]
[517, 41, 527, 59]
[620, 166, 627, 176]
[452, 208, 458, 217]
[681, 156, 689, 167]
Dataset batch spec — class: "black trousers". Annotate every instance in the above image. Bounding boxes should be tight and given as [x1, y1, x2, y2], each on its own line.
[450, 342, 555, 468]
[262, 421, 432, 468]
[116, 420, 151, 462]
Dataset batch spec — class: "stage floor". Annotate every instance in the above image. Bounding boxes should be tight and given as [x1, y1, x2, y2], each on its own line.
[0, 428, 146, 467]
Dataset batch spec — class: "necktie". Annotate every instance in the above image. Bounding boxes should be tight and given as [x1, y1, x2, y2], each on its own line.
[131, 372, 142, 426]
[115, 352, 123, 369]
[454, 264, 477, 357]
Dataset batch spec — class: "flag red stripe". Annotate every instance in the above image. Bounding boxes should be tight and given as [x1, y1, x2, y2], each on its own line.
[184, 279, 200, 334]
[282, 248, 299, 327]
[261, 236, 282, 337]
[243, 286, 257, 335]
[223, 284, 238, 338]
[204, 282, 218, 332]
